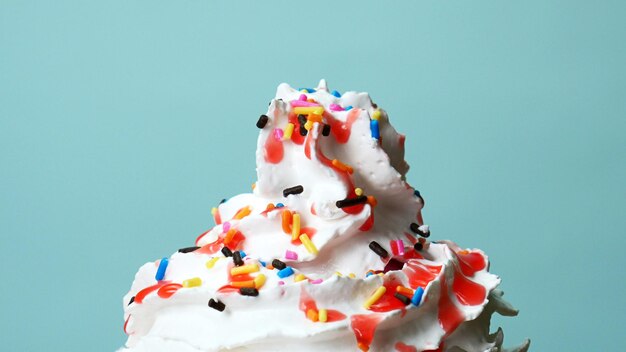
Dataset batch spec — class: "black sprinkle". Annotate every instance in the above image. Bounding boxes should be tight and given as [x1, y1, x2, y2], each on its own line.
[233, 251, 244, 266]
[414, 242, 423, 251]
[128, 296, 135, 305]
[208, 298, 226, 312]
[322, 124, 331, 136]
[240, 287, 259, 296]
[372, 103, 378, 109]
[409, 223, 430, 237]
[283, 185, 304, 197]
[297, 114, 307, 125]
[336, 195, 368, 208]
[221, 246, 233, 257]
[256, 115, 269, 128]
[299, 125, 308, 136]
[394, 292, 411, 305]
[369, 241, 388, 258]
[220, 198, 227, 204]
[272, 259, 286, 270]
[178, 246, 200, 253]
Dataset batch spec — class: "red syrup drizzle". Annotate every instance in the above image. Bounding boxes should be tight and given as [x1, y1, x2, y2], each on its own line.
[323, 109, 360, 144]
[403, 260, 441, 289]
[455, 251, 486, 277]
[213, 209, 222, 225]
[299, 288, 346, 322]
[358, 210, 374, 231]
[395, 342, 417, 352]
[369, 280, 407, 314]
[287, 113, 306, 145]
[123, 315, 131, 335]
[264, 129, 284, 163]
[195, 229, 246, 255]
[423, 342, 445, 352]
[437, 274, 465, 335]
[403, 232, 418, 245]
[452, 270, 486, 306]
[350, 313, 384, 351]
[157, 283, 183, 299]
[134, 281, 171, 304]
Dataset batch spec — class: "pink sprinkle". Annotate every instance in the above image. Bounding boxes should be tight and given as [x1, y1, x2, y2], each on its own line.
[222, 222, 231, 232]
[396, 240, 405, 256]
[299, 94, 307, 101]
[285, 250, 298, 260]
[290, 100, 320, 107]
[309, 279, 323, 284]
[329, 103, 345, 111]
[278, 281, 285, 285]
[273, 128, 284, 140]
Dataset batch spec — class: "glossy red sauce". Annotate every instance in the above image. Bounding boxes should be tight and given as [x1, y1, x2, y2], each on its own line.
[395, 342, 417, 352]
[287, 113, 306, 145]
[350, 313, 383, 351]
[369, 281, 407, 313]
[304, 128, 313, 159]
[323, 109, 360, 144]
[134, 281, 171, 304]
[455, 251, 486, 277]
[214, 209, 222, 225]
[123, 315, 131, 335]
[437, 275, 464, 334]
[264, 130, 284, 163]
[299, 288, 346, 322]
[195, 229, 246, 255]
[452, 270, 486, 306]
[359, 211, 374, 231]
[403, 261, 441, 289]
[157, 283, 183, 299]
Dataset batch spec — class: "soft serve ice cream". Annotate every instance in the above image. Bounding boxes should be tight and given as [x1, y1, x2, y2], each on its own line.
[120, 80, 530, 352]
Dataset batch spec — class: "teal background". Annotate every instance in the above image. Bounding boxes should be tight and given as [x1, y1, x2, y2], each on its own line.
[1, 1, 624, 351]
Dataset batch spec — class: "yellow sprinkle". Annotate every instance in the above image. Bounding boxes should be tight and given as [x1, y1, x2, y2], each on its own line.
[251, 182, 256, 190]
[205, 257, 220, 269]
[348, 273, 356, 279]
[299, 234, 318, 255]
[318, 309, 328, 322]
[254, 274, 267, 289]
[230, 264, 259, 276]
[372, 109, 381, 120]
[182, 277, 202, 288]
[294, 273, 307, 282]
[293, 106, 324, 115]
[363, 286, 387, 309]
[211, 207, 217, 216]
[304, 120, 313, 131]
[377, 273, 384, 277]
[231, 280, 255, 288]
[291, 213, 301, 241]
[300, 89, 308, 93]
[354, 188, 363, 196]
[335, 271, 343, 277]
[306, 309, 318, 322]
[283, 123, 295, 140]
[233, 206, 252, 220]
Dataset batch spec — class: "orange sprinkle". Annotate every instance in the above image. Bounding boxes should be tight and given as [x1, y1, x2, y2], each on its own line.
[223, 229, 237, 245]
[281, 210, 292, 234]
[306, 309, 319, 322]
[251, 182, 256, 190]
[308, 113, 323, 123]
[231, 280, 255, 288]
[331, 159, 353, 174]
[233, 206, 252, 220]
[367, 195, 378, 207]
[357, 342, 369, 351]
[396, 285, 414, 296]
[266, 203, 275, 211]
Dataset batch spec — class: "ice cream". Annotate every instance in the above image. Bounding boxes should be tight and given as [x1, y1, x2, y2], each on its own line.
[119, 80, 530, 352]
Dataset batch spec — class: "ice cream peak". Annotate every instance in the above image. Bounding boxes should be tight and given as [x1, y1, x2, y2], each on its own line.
[120, 81, 530, 352]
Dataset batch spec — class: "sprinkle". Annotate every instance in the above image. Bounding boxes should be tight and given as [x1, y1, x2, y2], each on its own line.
[251, 182, 256, 190]
[348, 273, 356, 279]
[318, 308, 328, 322]
[233, 206, 252, 220]
[300, 89, 308, 93]
[223, 229, 237, 245]
[285, 250, 298, 260]
[239, 287, 259, 296]
[276, 203, 284, 207]
[231, 280, 255, 288]
[182, 277, 202, 288]
[367, 195, 377, 206]
[232, 251, 244, 266]
[256, 115, 269, 128]
[369, 241, 388, 258]
[281, 210, 292, 233]
[291, 100, 320, 107]
[370, 120, 380, 139]
[277, 266, 295, 278]
[372, 110, 381, 121]
[272, 259, 287, 270]
[354, 188, 364, 196]
[221, 247, 233, 257]
[222, 222, 231, 232]
[331, 90, 341, 97]
[273, 128, 284, 140]
[308, 114, 323, 123]
[293, 106, 324, 115]
[295, 273, 307, 282]
[307, 308, 319, 322]
[299, 124, 308, 136]
[366, 272, 374, 277]
[331, 159, 353, 173]
[322, 124, 331, 136]
[297, 114, 307, 125]
[335, 271, 343, 277]
[300, 234, 318, 255]
[329, 103, 344, 111]
[178, 246, 200, 253]
[155, 258, 168, 281]
[304, 120, 313, 131]
[220, 198, 227, 204]
[363, 286, 387, 309]
[259, 260, 266, 267]
[284, 123, 295, 139]
[310, 279, 323, 284]
[283, 185, 304, 197]
[414, 242, 423, 251]
[345, 105, 353, 110]
[254, 274, 267, 289]
[206, 257, 220, 269]
[208, 298, 226, 312]
[239, 250, 246, 258]
[278, 281, 285, 285]
[396, 240, 405, 256]
[231, 264, 259, 276]
[410, 223, 430, 237]
[411, 287, 424, 306]
[128, 296, 135, 305]
[394, 292, 411, 305]
[336, 195, 368, 208]
[396, 286, 414, 296]
[299, 94, 307, 101]
[299, 88, 316, 93]
[291, 213, 301, 241]
[211, 207, 217, 215]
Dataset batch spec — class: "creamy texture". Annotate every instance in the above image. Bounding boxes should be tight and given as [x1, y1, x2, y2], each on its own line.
[120, 80, 530, 352]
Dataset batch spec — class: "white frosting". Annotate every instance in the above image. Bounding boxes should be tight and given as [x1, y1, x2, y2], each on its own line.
[120, 81, 530, 351]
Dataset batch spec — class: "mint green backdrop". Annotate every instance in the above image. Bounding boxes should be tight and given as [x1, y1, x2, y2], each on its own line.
[1, 1, 624, 351]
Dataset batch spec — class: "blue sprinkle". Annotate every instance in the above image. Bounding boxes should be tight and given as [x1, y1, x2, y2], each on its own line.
[277, 266, 295, 278]
[331, 90, 341, 98]
[239, 250, 246, 258]
[366, 272, 374, 277]
[345, 105, 353, 111]
[370, 120, 380, 139]
[411, 287, 424, 306]
[276, 203, 284, 208]
[155, 257, 169, 281]
[259, 260, 266, 267]
[299, 88, 316, 93]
